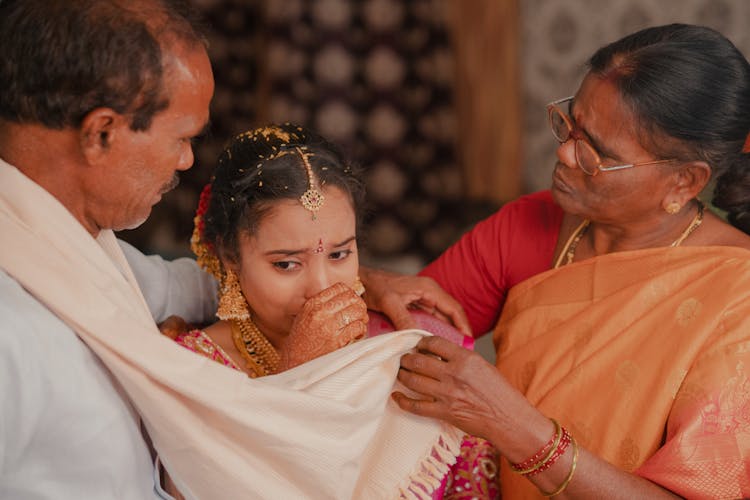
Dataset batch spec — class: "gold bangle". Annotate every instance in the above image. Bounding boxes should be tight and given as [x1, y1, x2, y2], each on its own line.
[542, 436, 579, 497]
[514, 419, 563, 475]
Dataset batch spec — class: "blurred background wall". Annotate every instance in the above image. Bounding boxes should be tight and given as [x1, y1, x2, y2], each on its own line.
[118, 0, 750, 274]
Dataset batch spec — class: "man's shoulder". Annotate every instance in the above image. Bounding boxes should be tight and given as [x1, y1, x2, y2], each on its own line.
[0, 271, 158, 499]
[0, 269, 61, 334]
[0, 269, 84, 365]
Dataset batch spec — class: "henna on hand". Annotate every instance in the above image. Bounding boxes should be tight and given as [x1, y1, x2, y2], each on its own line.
[277, 282, 368, 370]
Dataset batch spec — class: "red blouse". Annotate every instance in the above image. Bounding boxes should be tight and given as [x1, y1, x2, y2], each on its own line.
[420, 191, 564, 336]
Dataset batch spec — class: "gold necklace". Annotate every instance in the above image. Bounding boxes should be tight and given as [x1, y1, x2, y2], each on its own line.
[669, 200, 704, 247]
[230, 317, 280, 378]
[554, 200, 705, 269]
[554, 219, 590, 269]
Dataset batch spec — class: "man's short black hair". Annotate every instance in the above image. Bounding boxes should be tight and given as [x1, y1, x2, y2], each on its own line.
[0, 0, 206, 131]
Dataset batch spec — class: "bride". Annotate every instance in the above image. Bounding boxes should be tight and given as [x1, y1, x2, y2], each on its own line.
[165, 123, 500, 499]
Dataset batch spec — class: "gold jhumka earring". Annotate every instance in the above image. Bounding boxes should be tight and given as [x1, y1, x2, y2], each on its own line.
[216, 269, 250, 321]
[216, 268, 279, 377]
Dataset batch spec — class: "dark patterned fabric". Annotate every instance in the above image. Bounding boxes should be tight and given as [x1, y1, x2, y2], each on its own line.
[119, 0, 490, 266]
[262, 0, 465, 262]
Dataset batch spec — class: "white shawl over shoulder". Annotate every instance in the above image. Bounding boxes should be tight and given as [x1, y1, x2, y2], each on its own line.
[0, 159, 460, 499]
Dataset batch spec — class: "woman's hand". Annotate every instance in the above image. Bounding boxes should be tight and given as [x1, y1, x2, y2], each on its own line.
[394, 336, 686, 499]
[359, 266, 472, 336]
[277, 282, 368, 371]
[392, 335, 527, 445]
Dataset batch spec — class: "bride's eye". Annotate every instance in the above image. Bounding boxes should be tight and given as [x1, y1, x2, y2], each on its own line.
[329, 249, 352, 261]
[273, 260, 301, 271]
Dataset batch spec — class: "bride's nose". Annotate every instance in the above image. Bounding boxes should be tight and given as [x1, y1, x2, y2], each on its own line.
[303, 263, 335, 300]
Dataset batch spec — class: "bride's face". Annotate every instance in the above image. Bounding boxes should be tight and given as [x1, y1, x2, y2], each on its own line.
[231, 186, 359, 348]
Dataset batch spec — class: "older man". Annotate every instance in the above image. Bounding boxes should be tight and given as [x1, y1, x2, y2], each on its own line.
[0, 1, 214, 498]
[0, 1, 476, 497]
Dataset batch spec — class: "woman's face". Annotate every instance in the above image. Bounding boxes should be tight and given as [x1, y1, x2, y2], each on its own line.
[551, 73, 676, 224]
[230, 186, 359, 346]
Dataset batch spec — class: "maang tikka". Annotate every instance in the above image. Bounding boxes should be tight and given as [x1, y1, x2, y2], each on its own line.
[295, 146, 325, 219]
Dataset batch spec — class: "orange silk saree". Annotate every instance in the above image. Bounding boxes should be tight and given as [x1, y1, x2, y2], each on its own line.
[493, 247, 750, 499]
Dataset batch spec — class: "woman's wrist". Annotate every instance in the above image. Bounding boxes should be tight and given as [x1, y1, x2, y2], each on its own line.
[487, 400, 558, 466]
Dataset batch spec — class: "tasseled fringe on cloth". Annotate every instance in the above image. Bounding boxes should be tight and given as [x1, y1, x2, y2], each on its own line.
[399, 428, 463, 500]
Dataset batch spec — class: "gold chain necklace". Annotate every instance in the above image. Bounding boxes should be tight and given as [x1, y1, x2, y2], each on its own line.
[230, 318, 280, 378]
[554, 200, 705, 269]
[669, 200, 705, 247]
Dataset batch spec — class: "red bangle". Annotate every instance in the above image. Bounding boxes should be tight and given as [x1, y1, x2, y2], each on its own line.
[526, 426, 571, 476]
[511, 419, 562, 475]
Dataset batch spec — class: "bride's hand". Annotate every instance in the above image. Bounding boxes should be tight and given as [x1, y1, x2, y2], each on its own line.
[277, 282, 368, 371]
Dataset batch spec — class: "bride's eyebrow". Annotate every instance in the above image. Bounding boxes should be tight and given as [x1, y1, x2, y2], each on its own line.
[263, 248, 306, 257]
[331, 236, 356, 247]
[262, 236, 356, 256]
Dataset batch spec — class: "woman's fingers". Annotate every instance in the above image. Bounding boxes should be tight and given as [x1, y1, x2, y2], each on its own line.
[391, 391, 442, 418]
[413, 294, 472, 337]
[413, 335, 465, 362]
[358, 266, 472, 336]
[399, 349, 450, 381]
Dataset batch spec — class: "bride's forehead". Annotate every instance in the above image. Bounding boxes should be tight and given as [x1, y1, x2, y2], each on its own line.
[240, 190, 356, 248]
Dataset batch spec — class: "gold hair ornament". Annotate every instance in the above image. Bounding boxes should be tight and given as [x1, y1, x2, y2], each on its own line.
[295, 146, 325, 219]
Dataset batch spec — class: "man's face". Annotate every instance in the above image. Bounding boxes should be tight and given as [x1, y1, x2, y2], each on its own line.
[93, 43, 214, 231]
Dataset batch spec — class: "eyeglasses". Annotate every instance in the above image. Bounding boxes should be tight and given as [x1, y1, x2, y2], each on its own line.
[547, 96, 677, 176]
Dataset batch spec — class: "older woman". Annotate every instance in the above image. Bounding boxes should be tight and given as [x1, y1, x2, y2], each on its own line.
[370, 24, 750, 498]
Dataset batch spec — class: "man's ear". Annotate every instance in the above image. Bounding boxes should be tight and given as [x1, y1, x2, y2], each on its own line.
[667, 160, 712, 207]
[79, 108, 124, 163]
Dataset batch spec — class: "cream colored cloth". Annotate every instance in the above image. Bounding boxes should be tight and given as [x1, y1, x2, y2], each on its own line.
[0, 159, 460, 500]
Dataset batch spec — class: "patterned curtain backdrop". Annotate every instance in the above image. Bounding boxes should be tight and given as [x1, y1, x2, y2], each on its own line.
[120, 0, 506, 268]
[521, 0, 750, 193]
[258, 0, 485, 265]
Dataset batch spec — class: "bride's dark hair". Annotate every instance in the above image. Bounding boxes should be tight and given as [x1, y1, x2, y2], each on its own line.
[203, 123, 366, 261]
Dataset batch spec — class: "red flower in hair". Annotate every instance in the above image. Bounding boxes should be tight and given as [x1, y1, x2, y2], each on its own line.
[191, 182, 221, 278]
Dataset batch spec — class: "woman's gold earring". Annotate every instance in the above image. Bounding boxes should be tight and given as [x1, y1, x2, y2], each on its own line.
[665, 201, 681, 215]
[217, 269, 250, 320]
